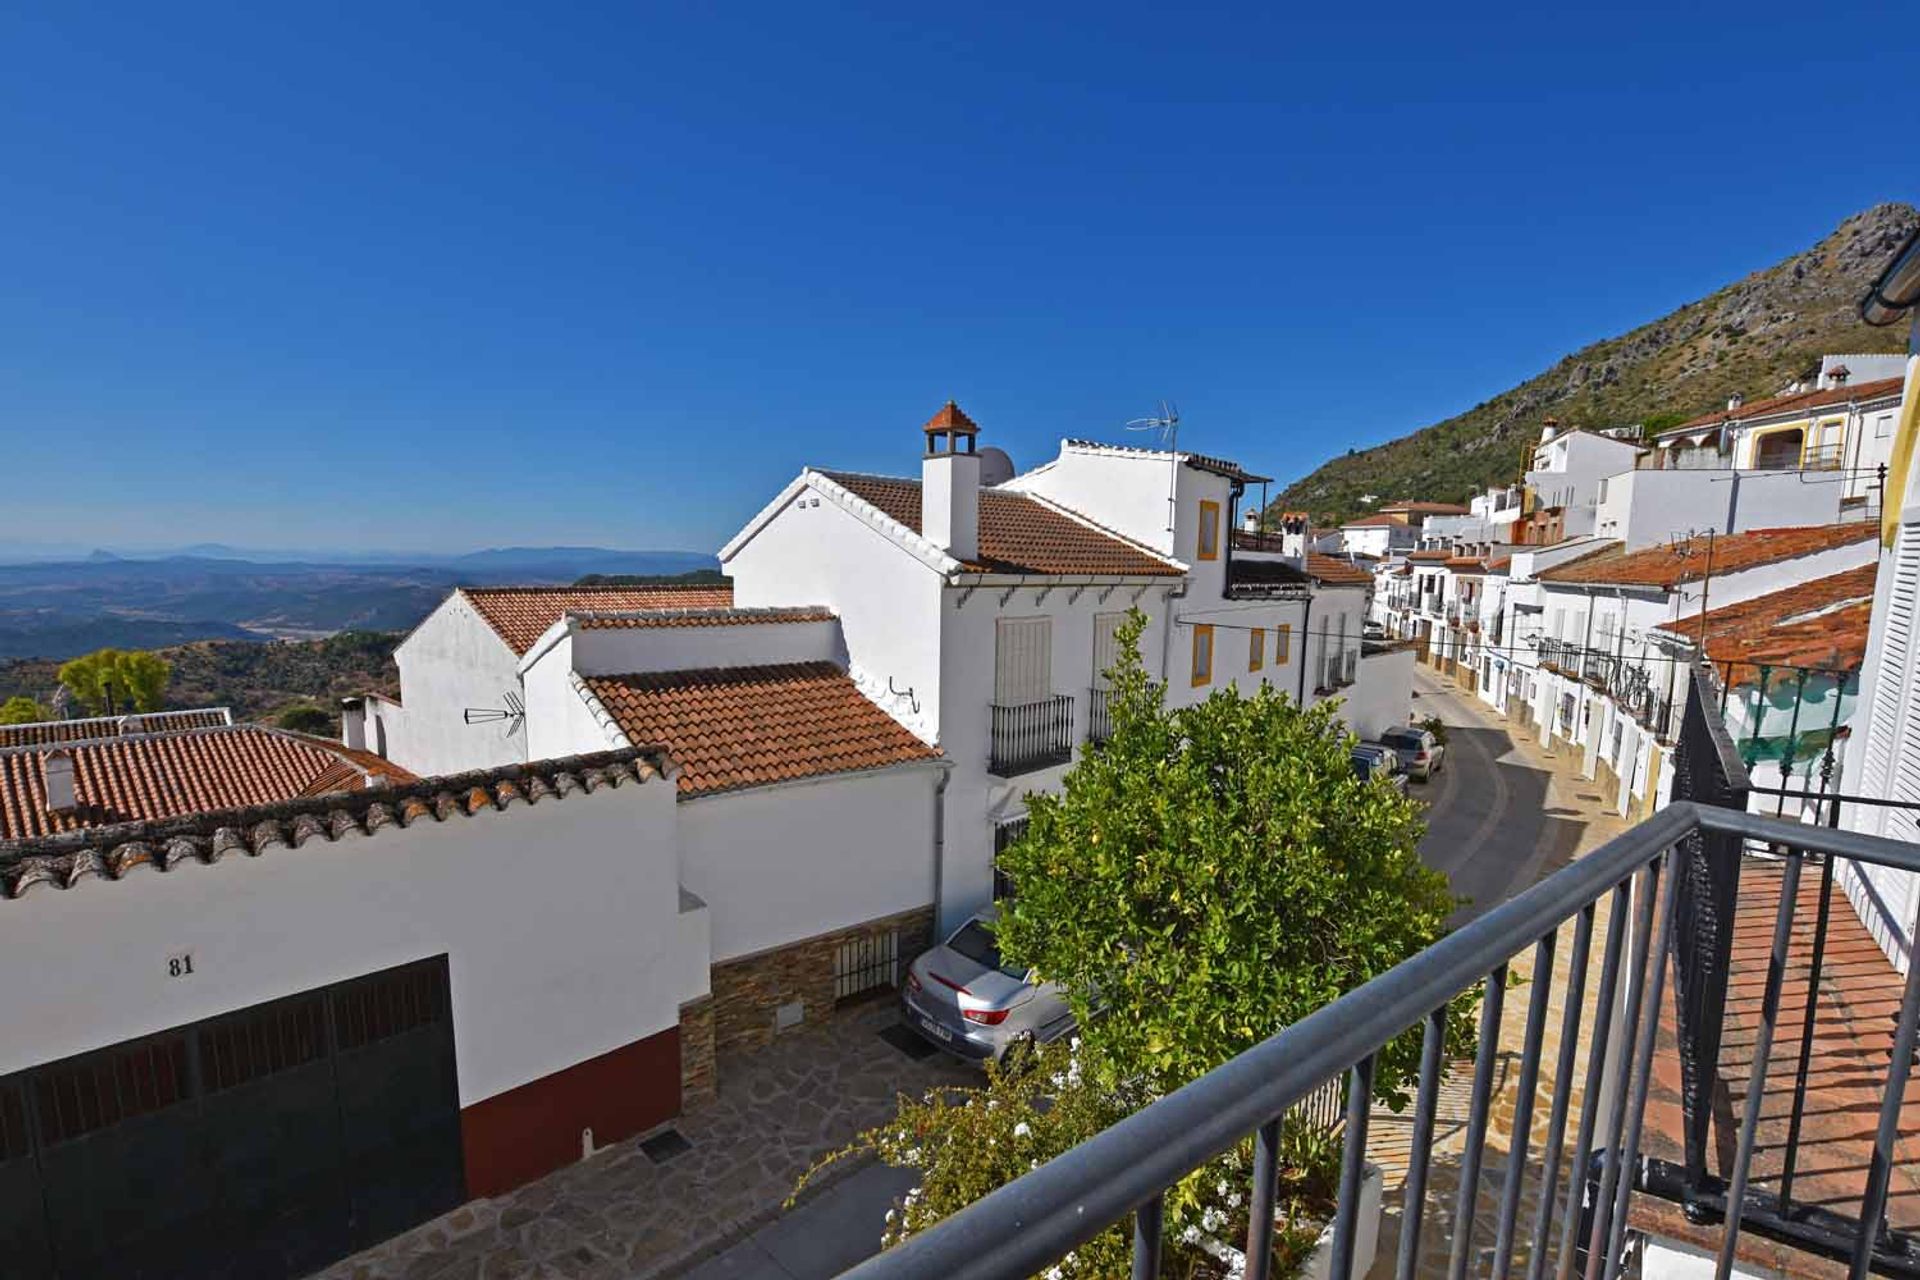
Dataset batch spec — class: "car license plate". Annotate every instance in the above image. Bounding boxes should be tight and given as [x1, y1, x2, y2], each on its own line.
[918, 1016, 953, 1043]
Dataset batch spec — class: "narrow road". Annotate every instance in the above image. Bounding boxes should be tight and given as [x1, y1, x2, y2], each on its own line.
[1409, 666, 1625, 920]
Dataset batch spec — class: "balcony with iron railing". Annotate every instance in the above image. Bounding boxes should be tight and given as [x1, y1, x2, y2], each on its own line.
[1088, 686, 1114, 746]
[989, 694, 1076, 776]
[846, 674, 1920, 1280]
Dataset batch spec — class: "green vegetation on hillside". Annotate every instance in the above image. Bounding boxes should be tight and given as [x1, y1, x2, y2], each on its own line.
[573, 568, 728, 587]
[0, 631, 400, 727]
[1272, 203, 1918, 525]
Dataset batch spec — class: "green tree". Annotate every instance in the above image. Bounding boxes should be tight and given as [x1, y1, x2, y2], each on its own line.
[0, 696, 50, 725]
[57, 649, 172, 715]
[799, 612, 1474, 1274]
[275, 703, 334, 735]
[997, 610, 1466, 1105]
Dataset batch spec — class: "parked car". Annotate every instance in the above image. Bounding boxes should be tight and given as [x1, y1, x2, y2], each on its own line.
[1350, 745, 1409, 794]
[1376, 725, 1445, 781]
[902, 909, 1076, 1065]
[1362, 621, 1387, 642]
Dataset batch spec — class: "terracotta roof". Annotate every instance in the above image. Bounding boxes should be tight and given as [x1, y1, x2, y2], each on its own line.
[1487, 556, 1512, 573]
[463, 585, 735, 655]
[584, 662, 941, 797]
[0, 725, 418, 842]
[1060, 440, 1272, 484]
[1341, 513, 1405, 528]
[1379, 501, 1471, 515]
[1407, 550, 1452, 562]
[1665, 376, 1904, 434]
[0, 707, 232, 750]
[1537, 525, 1876, 589]
[824, 473, 1181, 577]
[1306, 554, 1372, 587]
[1653, 564, 1877, 673]
[924, 400, 979, 435]
[571, 606, 834, 630]
[0, 749, 664, 900]
[1443, 557, 1489, 572]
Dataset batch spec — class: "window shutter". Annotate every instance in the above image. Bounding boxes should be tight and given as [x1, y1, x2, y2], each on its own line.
[995, 617, 1053, 705]
[1863, 524, 1920, 831]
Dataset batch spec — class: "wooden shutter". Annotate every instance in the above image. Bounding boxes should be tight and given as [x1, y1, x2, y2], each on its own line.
[995, 617, 1052, 705]
[1092, 612, 1126, 690]
[1863, 525, 1920, 829]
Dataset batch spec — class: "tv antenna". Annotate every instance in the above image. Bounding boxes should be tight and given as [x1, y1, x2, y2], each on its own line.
[1125, 400, 1181, 532]
[464, 690, 526, 736]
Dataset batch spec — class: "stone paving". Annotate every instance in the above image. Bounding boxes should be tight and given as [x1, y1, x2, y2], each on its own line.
[309, 1002, 972, 1280]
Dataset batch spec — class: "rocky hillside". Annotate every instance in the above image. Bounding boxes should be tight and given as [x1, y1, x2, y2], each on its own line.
[1273, 203, 1918, 524]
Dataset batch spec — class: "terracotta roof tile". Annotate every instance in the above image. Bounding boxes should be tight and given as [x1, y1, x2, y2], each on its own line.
[464, 585, 735, 655]
[0, 725, 419, 841]
[585, 662, 941, 797]
[1537, 525, 1875, 589]
[1379, 501, 1471, 515]
[1306, 554, 1372, 586]
[824, 473, 1181, 577]
[1443, 557, 1489, 572]
[1665, 376, 1904, 433]
[0, 707, 232, 750]
[1341, 513, 1405, 528]
[571, 606, 834, 630]
[1653, 564, 1877, 672]
[1407, 550, 1452, 562]
[0, 749, 664, 900]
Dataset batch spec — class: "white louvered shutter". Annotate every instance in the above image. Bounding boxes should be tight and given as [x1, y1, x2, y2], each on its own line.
[996, 617, 1053, 705]
[1092, 612, 1125, 689]
[1860, 525, 1920, 825]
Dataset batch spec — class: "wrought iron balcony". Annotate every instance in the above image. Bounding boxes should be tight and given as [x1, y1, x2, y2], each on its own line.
[989, 694, 1076, 776]
[1087, 687, 1114, 746]
[846, 688, 1920, 1280]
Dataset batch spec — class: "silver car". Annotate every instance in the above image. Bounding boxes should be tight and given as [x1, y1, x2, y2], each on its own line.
[1377, 725, 1445, 781]
[1351, 745, 1409, 795]
[901, 909, 1075, 1065]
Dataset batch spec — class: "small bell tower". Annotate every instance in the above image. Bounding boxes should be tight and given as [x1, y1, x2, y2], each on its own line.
[921, 400, 981, 562]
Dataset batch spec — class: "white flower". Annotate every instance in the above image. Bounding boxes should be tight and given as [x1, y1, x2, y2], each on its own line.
[1217, 1179, 1230, 1197]
[1013, 1122, 1033, 1139]
[1181, 1225, 1202, 1245]
[1227, 1191, 1243, 1209]
[885, 1209, 896, 1224]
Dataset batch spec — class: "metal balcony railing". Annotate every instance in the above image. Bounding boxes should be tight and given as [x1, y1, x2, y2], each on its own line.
[1231, 529, 1290, 553]
[1087, 687, 1114, 746]
[989, 694, 1076, 776]
[845, 794, 1920, 1280]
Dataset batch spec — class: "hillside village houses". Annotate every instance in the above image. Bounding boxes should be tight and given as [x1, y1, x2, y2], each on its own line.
[0, 397, 1419, 1276]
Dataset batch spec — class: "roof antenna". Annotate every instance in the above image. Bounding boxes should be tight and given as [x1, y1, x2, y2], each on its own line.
[1125, 400, 1180, 532]
[464, 690, 526, 737]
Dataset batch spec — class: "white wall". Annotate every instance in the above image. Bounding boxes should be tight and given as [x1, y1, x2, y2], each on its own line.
[389, 594, 529, 776]
[724, 478, 947, 740]
[555, 615, 845, 678]
[1344, 648, 1415, 739]
[0, 777, 692, 1108]
[1594, 469, 1850, 549]
[677, 764, 943, 962]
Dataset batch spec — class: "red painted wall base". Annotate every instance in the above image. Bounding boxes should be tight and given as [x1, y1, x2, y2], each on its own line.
[460, 1025, 682, 1198]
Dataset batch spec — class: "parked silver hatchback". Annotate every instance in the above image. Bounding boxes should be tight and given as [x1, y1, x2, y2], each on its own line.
[901, 909, 1075, 1065]
[1376, 725, 1445, 780]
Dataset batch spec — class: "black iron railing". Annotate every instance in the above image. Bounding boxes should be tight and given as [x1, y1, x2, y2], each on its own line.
[1088, 687, 1114, 745]
[842, 801, 1920, 1280]
[989, 695, 1076, 776]
[992, 814, 1029, 901]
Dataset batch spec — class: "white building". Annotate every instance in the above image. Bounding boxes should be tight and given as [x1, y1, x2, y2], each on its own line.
[0, 720, 709, 1271]
[1518, 422, 1645, 545]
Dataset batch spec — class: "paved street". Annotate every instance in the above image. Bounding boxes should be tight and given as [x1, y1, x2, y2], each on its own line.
[1410, 665, 1628, 919]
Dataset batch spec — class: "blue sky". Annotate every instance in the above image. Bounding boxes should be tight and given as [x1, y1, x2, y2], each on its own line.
[1, 3, 1914, 556]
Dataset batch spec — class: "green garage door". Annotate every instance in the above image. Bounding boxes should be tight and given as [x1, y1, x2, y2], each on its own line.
[0, 956, 464, 1280]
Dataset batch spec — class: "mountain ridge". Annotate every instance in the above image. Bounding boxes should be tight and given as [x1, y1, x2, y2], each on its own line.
[1271, 203, 1919, 525]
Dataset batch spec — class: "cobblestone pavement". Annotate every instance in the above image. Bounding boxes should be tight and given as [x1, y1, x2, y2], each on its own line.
[1366, 666, 1632, 1277]
[310, 1003, 973, 1280]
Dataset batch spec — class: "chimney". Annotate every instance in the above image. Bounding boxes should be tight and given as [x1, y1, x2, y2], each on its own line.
[1539, 417, 1560, 444]
[1828, 364, 1851, 388]
[43, 750, 78, 814]
[921, 400, 980, 562]
[1727, 391, 1744, 412]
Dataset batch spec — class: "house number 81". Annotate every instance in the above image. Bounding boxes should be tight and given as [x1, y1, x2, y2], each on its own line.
[167, 954, 194, 978]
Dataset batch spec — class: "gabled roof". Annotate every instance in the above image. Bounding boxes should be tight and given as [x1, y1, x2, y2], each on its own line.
[1379, 501, 1471, 516]
[0, 707, 232, 750]
[1654, 564, 1878, 673]
[1662, 376, 1905, 435]
[0, 725, 417, 842]
[1307, 554, 1372, 587]
[1443, 557, 1490, 572]
[1407, 550, 1452, 562]
[584, 662, 942, 797]
[1537, 524, 1875, 589]
[1059, 439, 1272, 484]
[822, 472, 1182, 578]
[1342, 513, 1406, 529]
[461, 584, 735, 655]
[571, 606, 834, 631]
[0, 749, 664, 900]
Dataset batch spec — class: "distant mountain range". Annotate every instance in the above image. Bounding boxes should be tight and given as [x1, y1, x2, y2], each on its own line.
[0, 547, 716, 661]
[1272, 202, 1919, 525]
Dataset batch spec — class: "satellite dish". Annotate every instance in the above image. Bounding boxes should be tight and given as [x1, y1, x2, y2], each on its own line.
[978, 446, 1015, 486]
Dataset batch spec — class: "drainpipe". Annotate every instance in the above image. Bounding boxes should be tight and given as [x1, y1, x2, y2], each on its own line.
[1297, 592, 1315, 704]
[931, 765, 952, 935]
[1158, 584, 1185, 688]
[1223, 480, 1244, 600]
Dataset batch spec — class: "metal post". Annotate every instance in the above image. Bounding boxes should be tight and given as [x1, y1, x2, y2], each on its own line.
[1848, 899, 1920, 1280]
[1246, 1119, 1280, 1280]
[1395, 1006, 1449, 1280]
[1528, 905, 1596, 1280]
[1131, 1191, 1164, 1280]
[1493, 932, 1558, 1280]
[1328, 1054, 1376, 1280]
[1448, 965, 1509, 1280]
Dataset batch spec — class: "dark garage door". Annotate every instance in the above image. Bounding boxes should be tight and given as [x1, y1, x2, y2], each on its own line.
[0, 956, 464, 1280]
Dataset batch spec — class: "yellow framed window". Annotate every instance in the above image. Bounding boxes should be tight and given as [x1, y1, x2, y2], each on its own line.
[1249, 627, 1264, 672]
[1197, 500, 1221, 561]
[1275, 624, 1292, 664]
[1191, 625, 1214, 686]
